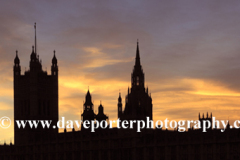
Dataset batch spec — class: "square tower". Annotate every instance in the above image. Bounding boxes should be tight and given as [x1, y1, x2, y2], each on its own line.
[13, 47, 58, 145]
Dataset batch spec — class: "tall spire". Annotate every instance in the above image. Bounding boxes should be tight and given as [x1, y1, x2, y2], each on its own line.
[135, 40, 140, 66]
[34, 23, 37, 54]
[132, 40, 144, 89]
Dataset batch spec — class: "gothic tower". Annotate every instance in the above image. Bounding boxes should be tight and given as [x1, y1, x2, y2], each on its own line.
[81, 90, 109, 130]
[81, 90, 96, 122]
[14, 24, 58, 145]
[118, 42, 153, 121]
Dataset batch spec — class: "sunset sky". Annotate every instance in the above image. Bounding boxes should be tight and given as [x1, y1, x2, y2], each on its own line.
[1, 0, 240, 142]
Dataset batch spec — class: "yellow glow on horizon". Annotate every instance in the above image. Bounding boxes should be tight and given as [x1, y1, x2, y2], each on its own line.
[0, 102, 12, 110]
[2, 73, 240, 142]
[182, 78, 240, 96]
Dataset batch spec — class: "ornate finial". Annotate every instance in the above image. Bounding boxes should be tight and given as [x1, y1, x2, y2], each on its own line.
[100, 100, 102, 104]
[137, 39, 138, 44]
[14, 50, 20, 64]
[52, 50, 58, 64]
[32, 45, 34, 51]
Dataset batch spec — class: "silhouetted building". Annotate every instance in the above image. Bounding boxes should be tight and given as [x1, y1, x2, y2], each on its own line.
[118, 42, 152, 122]
[81, 90, 96, 122]
[199, 112, 212, 131]
[1, 27, 240, 160]
[81, 90, 108, 130]
[14, 43, 58, 145]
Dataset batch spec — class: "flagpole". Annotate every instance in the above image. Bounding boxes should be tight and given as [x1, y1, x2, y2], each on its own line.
[34, 22, 37, 54]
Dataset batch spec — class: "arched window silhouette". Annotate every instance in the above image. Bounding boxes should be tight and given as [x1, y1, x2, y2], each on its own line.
[136, 76, 139, 86]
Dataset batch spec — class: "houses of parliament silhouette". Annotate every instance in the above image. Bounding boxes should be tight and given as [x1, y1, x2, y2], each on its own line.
[1, 25, 240, 160]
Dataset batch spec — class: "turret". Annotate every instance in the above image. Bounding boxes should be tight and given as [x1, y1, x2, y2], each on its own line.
[99, 102, 103, 114]
[199, 112, 213, 131]
[51, 50, 58, 76]
[14, 50, 21, 76]
[81, 89, 95, 122]
[30, 46, 37, 61]
[96, 101, 108, 122]
[84, 90, 93, 109]
[118, 92, 122, 118]
[30, 46, 42, 72]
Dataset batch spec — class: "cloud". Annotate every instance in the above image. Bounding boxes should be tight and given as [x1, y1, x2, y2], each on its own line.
[80, 47, 133, 68]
